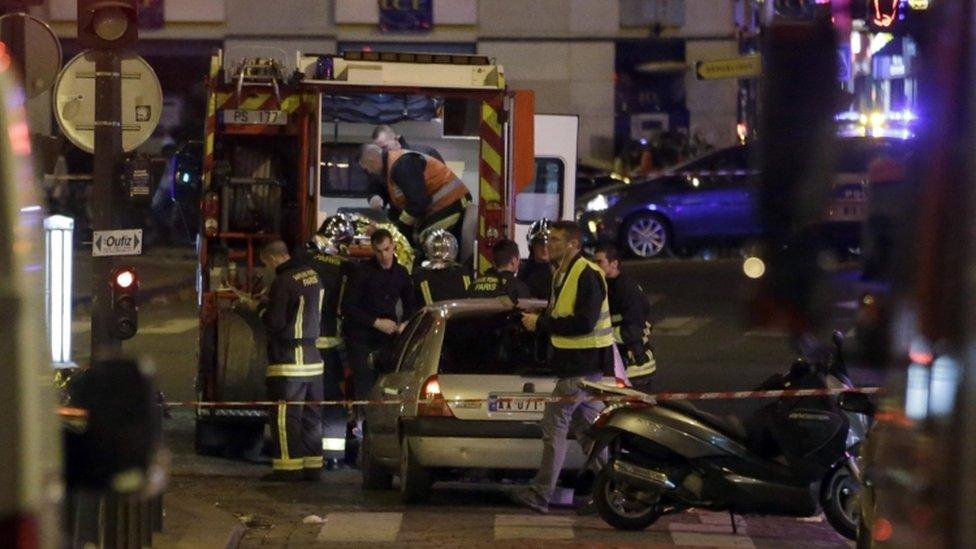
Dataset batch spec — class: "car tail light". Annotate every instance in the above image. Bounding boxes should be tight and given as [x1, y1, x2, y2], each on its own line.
[418, 375, 455, 417]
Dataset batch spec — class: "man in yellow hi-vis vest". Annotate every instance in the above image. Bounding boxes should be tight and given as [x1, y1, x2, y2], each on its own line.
[511, 221, 613, 514]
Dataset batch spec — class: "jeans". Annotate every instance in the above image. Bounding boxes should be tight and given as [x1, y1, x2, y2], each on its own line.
[530, 373, 608, 503]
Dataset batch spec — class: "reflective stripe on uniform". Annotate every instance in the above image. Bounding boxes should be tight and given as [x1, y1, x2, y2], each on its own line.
[550, 257, 615, 349]
[272, 458, 304, 471]
[323, 437, 346, 451]
[295, 296, 305, 339]
[266, 362, 324, 377]
[610, 313, 623, 325]
[316, 336, 343, 349]
[276, 402, 290, 464]
[303, 455, 324, 469]
[462, 275, 471, 289]
[420, 280, 434, 305]
[429, 177, 466, 205]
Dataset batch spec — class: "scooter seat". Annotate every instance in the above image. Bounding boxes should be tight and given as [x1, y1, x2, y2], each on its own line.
[660, 400, 749, 443]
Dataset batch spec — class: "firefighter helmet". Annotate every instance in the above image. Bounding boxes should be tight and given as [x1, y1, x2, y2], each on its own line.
[311, 214, 354, 254]
[527, 218, 552, 245]
[423, 229, 458, 265]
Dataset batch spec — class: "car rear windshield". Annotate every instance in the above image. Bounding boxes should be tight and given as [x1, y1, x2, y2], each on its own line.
[438, 311, 552, 376]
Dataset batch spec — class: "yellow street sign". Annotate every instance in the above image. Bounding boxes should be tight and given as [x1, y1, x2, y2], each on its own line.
[695, 55, 762, 80]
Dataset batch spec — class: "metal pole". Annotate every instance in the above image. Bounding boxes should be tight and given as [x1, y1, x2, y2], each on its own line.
[90, 49, 122, 361]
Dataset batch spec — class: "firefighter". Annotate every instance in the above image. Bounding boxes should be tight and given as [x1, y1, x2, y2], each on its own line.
[512, 221, 613, 513]
[468, 238, 532, 301]
[259, 240, 325, 481]
[342, 229, 417, 414]
[593, 242, 656, 388]
[300, 215, 357, 468]
[358, 143, 471, 249]
[367, 125, 443, 213]
[518, 218, 555, 300]
[412, 229, 471, 306]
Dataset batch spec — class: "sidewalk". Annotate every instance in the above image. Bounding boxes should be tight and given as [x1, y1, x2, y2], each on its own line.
[72, 245, 198, 311]
[154, 494, 246, 549]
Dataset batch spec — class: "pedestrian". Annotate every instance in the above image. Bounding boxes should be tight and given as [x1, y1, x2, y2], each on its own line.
[259, 240, 325, 481]
[341, 229, 417, 414]
[412, 229, 471, 306]
[593, 242, 657, 389]
[511, 221, 613, 513]
[518, 218, 555, 300]
[299, 215, 358, 468]
[358, 143, 471, 249]
[468, 238, 532, 301]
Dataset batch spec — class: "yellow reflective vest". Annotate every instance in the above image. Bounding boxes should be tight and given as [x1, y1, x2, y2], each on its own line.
[549, 256, 614, 349]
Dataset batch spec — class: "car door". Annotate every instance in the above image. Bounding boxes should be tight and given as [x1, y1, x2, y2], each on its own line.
[369, 311, 437, 458]
[670, 145, 756, 239]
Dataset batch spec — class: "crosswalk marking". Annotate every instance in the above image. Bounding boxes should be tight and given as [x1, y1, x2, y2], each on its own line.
[654, 316, 711, 336]
[494, 514, 573, 540]
[317, 512, 402, 543]
[670, 531, 756, 548]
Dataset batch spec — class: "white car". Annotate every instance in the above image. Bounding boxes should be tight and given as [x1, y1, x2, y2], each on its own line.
[361, 298, 594, 503]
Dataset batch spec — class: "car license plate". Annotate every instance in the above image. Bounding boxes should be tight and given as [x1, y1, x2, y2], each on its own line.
[488, 394, 546, 413]
[222, 109, 287, 125]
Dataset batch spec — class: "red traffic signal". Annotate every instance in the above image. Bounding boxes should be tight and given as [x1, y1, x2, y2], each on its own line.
[110, 266, 138, 340]
[77, 0, 138, 50]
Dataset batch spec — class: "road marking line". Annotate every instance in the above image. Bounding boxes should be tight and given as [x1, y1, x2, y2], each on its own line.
[317, 512, 402, 543]
[494, 514, 573, 540]
[670, 531, 756, 547]
[138, 318, 198, 335]
[654, 316, 711, 336]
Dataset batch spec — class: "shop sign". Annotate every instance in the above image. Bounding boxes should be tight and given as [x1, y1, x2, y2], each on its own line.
[695, 55, 762, 80]
[379, 0, 433, 33]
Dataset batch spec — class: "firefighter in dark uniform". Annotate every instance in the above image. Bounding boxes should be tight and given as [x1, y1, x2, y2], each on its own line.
[412, 230, 471, 306]
[519, 218, 555, 300]
[342, 229, 417, 412]
[359, 143, 471, 248]
[594, 242, 656, 388]
[511, 221, 613, 513]
[299, 215, 357, 468]
[469, 238, 532, 301]
[259, 240, 325, 481]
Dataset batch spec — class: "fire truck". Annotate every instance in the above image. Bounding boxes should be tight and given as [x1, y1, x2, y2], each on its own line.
[194, 48, 578, 454]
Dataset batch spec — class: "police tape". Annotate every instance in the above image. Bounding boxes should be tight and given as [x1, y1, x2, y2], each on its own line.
[155, 385, 882, 409]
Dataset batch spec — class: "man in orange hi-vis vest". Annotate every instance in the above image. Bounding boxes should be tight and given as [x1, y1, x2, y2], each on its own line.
[359, 143, 471, 249]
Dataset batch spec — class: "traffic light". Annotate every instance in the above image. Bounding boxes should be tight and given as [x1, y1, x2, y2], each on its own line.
[110, 266, 138, 339]
[77, 0, 138, 50]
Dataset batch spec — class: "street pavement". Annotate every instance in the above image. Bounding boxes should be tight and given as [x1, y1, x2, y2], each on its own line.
[70, 250, 864, 547]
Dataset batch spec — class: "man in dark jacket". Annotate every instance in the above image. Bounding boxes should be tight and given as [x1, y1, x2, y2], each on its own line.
[342, 229, 417, 403]
[511, 221, 612, 513]
[469, 238, 531, 301]
[594, 243, 656, 388]
[298, 215, 357, 466]
[259, 240, 325, 481]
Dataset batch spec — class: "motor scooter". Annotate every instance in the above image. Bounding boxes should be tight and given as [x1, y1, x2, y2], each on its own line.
[581, 332, 873, 540]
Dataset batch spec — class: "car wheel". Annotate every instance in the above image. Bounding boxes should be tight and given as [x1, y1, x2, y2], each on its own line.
[623, 213, 670, 259]
[399, 437, 431, 504]
[361, 426, 393, 490]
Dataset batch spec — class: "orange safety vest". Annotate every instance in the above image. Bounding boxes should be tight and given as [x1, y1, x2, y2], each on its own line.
[386, 150, 468, 217]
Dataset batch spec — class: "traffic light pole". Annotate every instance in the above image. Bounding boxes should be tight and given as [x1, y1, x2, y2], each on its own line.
[90, 49, 122, 361]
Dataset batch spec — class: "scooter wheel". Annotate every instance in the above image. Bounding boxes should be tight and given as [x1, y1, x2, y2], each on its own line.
[593, 467, 662, 531]
[821, 465, 860, 540]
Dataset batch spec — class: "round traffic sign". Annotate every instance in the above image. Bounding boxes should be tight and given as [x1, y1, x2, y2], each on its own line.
[52, 50, 163, 153]
[0, 13, 62, 98]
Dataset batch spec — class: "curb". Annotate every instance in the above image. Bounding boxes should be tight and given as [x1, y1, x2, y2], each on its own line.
[154, 496, 247, 549]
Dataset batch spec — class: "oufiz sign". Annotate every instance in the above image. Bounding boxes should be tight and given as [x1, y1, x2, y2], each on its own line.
[93, 229, 143, 257]
[378, 0, 432, 33]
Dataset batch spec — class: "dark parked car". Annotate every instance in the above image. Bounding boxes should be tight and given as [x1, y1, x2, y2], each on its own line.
[577, 138, 911, 258]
